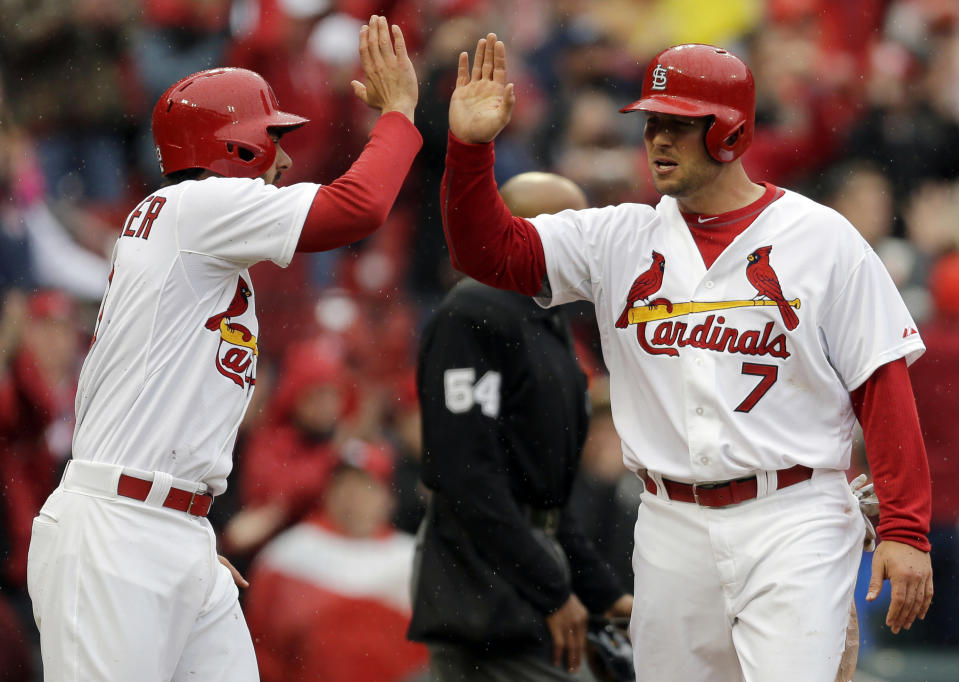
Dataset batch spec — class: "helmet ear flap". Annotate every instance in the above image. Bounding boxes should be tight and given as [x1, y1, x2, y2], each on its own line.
[705, 117, 748, 163]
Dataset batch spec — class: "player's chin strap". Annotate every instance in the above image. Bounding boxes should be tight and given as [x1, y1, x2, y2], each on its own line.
[849, 474, 879, 551]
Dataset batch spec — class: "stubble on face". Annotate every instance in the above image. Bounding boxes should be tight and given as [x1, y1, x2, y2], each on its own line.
[644, 115, 721, 201]
[648, 155, 722, 199]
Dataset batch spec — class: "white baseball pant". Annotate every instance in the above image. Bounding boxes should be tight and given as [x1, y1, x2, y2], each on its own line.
[27, 460, 258, 681]
[630, 468, 865, 682]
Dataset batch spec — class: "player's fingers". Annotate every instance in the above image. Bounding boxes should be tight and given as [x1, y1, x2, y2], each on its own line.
[366, 16, 387, 72]
[218, 555, 249, 588]
[357, 24, 372, 73]
[907, 580, 930, 627]
[865, 555, 884, 601]
[898, 578, 922, 630]
[471, 38, 485, 81]
[566, 625, 585, 672]
[919, 577, 934, 620]
[456, 51, 470, 88]
[505, 82, 516, 110]
[493, 39, 508, 84]
[391, 24, 408, 61]
[376, 15, 394, 60]
[550, 626, 565, 668]
[482, 33, 496, 80]
[885, 577, 906, 632]
[350, 80, 367, 103]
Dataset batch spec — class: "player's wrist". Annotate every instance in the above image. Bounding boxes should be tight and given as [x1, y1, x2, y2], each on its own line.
[380, 103, 416, 125]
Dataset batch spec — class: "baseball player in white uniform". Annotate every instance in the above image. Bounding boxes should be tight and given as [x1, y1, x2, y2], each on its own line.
[436, 36, 934, 681]
[26, 16, 420, 682]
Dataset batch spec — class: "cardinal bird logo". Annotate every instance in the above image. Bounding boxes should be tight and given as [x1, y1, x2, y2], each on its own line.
[206, 277, 258, 388]
[746, 246, 799, 331]
[616, 251, 666, 328]
[206, 277, 252, 331]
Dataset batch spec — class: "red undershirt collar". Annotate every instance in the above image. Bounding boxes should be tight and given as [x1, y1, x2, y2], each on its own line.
[681, 182, 784, 269]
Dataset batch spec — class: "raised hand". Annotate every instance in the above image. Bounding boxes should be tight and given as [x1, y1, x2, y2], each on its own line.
[351, 15, 418, 123]
[449, 33, 515, 144]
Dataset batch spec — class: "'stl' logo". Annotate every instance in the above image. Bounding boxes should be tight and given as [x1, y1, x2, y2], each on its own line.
[651, 65, 668, 91]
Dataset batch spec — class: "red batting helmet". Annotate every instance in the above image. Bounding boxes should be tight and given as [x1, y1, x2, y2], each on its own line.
[620, 44, 755, 163]
[152, 68, 309, 178]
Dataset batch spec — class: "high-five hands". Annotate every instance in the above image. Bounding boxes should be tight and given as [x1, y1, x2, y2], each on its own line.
[351, 15, 418, 123]
[449, 33, 516, 144]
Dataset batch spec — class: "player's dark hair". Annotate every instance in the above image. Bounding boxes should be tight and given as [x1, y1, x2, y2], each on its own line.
[162, 168, 209, 186]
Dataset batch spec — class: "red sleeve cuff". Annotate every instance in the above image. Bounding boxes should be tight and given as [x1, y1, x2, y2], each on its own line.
[445, 131, 495, 171]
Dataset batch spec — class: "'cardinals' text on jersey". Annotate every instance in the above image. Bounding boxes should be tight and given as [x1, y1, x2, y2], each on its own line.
[532, 190, 923, 481]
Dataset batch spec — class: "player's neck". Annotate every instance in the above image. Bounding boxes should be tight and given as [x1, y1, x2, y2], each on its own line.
[675, 163, 765, 215]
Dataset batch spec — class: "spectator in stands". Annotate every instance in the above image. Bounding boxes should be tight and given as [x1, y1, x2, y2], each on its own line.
[244, 438, 428, 682]
[0, 291, 81, 591]
[0, 0, 139, 203]
[225, 338, 359, 557]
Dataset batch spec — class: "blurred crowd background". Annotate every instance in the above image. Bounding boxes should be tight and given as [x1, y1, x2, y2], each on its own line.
[1, 0, 958, 680]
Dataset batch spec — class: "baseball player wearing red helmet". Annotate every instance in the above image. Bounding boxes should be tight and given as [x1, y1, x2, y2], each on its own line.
[437, 37, 933, 681]
[26, 16, 420, 682]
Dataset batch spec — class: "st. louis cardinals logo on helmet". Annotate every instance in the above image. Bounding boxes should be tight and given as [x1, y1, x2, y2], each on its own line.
[650, 65, 668, 91]
[205, 277, 258, 388]
[617, 246, 800, 358]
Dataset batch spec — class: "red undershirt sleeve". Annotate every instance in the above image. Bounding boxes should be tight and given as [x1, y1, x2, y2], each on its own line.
[440, 132, 546, 296]
[850, 358, 932, 552]
[296, 111, 422, 253]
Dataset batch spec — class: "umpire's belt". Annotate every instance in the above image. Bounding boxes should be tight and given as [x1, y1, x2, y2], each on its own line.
[644, 464, 813, 508]
[62, 459, 213, 517]
[522, 506, 561, 536]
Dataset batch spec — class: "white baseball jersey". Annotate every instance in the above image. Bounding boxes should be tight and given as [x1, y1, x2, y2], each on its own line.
[72, 176, 318, 494]
[533, 189, 924, 482]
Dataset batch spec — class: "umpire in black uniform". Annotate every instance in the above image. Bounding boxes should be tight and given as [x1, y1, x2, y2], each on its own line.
[408, 173, 633, 681]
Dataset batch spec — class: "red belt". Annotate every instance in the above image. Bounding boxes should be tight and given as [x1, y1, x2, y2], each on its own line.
[644, 464, 813, 508]
[116, 474, 213, 517]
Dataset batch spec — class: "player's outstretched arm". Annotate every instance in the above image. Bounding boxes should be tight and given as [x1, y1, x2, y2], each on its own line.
[296, 14, 422, 254]
[449, 33, 515, 143]
[350, 15, 418, 124]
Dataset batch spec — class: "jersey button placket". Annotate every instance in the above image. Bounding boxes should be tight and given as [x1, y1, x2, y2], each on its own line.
[684, 349, 718, 475]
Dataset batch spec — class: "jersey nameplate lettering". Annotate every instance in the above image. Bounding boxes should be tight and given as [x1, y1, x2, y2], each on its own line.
[122, 195, 167, 240]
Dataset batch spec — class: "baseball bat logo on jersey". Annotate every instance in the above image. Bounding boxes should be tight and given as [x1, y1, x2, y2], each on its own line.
[617, 246, 800, 358]
[205, 277, 258, 388]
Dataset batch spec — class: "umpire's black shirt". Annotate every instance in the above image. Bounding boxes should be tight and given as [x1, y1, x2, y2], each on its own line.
[407, 279, 624, 655]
